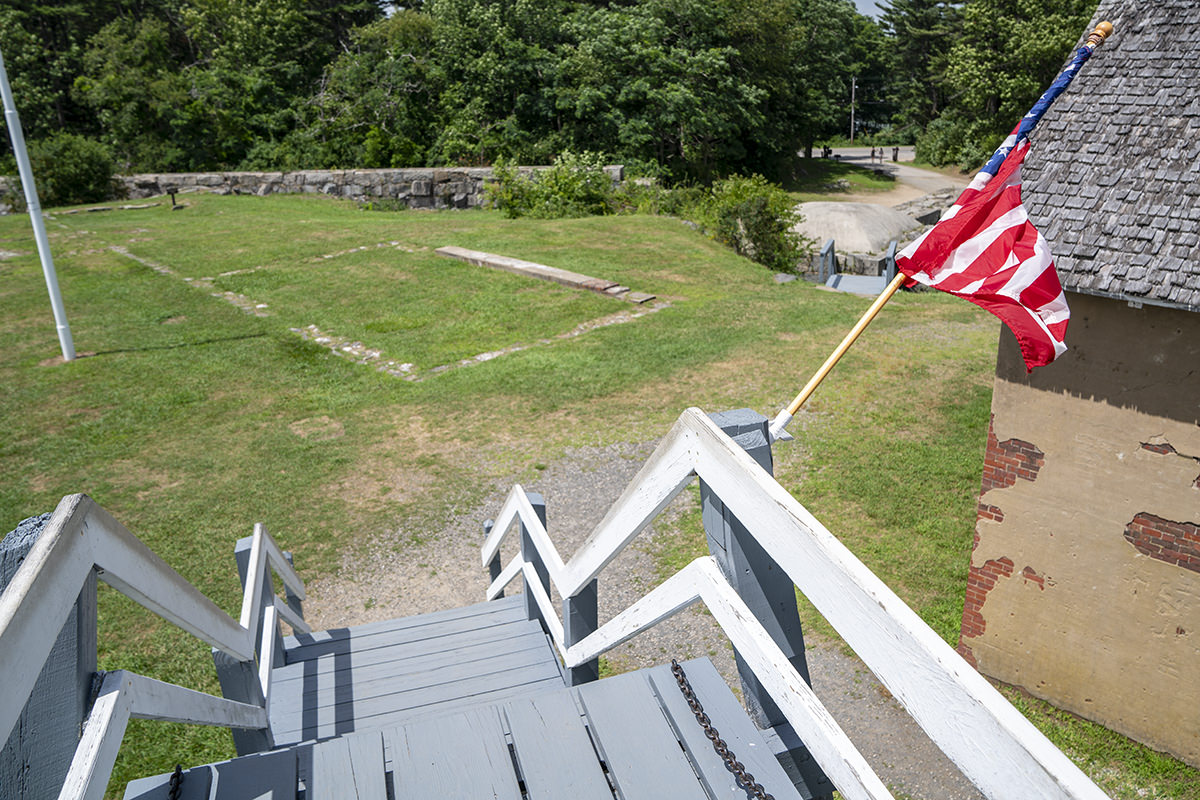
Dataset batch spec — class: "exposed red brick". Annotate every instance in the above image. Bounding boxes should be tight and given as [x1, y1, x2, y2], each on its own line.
[1124, 513, 1200, 574]
[977, 503, 1005, 522]
[960, 556, 1014, 644]
[978, 416, 1045, 497]
[1021, 566, 1046, 589]
[957, 642, 978, 668]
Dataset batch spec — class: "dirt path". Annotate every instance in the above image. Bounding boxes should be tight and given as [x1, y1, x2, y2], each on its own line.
[306, 438, 983, 800]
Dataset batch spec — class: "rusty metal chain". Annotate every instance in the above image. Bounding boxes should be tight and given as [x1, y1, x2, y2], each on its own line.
[167, 764, 183, 800]
[671, 660, 774, 800]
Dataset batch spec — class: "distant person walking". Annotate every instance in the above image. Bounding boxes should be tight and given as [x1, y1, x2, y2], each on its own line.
[870, 147, 877, 163]
[893, 146, 900, 162]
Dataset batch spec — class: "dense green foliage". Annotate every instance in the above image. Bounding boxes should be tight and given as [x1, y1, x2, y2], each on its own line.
[905, 0, 1098, 168]
[1, 0, 1097, 185]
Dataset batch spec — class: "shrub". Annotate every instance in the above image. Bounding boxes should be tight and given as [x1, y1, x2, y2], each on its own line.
[16, 133, 116, 207]
[486, 151, 615, 219]
[702, 174, 810, 272]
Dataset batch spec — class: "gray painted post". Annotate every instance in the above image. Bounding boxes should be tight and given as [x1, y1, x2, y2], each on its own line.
[1, 513, 97, 800]
[885, 240, 898, 282]
[212, 535, 275, 755]
[482, 519, 503, 599]
[563, 579, 599, 685]
[700, 410, 831, 798]
[518, 493, 550, 631]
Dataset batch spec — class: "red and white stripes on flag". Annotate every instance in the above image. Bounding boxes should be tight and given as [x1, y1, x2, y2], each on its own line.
[895, 135, 1069, 370]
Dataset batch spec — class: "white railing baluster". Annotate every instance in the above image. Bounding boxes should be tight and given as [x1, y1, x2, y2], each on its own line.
[258, 604, 279, 716]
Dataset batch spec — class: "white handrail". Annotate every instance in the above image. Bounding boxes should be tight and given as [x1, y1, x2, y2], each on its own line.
[0, 494, 256, 744]
[569, 557, 893, 800]
[240, 523, 310, 644]
[0, 495, 309, 800]
[59, 670, 268, 800]
[482, 407, 1112, 800]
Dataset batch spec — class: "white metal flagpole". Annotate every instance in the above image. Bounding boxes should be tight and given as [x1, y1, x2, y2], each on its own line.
[0, 46, 75, 362]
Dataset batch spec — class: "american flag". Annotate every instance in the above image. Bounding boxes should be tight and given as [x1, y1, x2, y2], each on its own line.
[895, 129, 1069, 371]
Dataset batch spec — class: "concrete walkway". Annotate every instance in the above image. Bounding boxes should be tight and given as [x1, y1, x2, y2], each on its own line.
[831, 147, 970, 196]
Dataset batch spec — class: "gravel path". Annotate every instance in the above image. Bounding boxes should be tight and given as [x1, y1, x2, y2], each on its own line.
[304, 438, 983, 800]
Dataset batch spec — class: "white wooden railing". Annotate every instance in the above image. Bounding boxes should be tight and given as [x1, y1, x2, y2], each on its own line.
[482, 407, 1112, 800]
[0, 494, 308, 800]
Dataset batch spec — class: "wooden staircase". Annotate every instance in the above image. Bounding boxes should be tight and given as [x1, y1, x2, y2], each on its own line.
[123, 596, 818, 799]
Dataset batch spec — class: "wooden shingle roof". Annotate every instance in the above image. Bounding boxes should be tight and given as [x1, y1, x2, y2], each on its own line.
[1024, 0, 1200, 313]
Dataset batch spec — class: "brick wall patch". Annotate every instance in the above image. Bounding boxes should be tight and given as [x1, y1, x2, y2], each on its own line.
[1124, 512, 1200, 574]
[980, 416, 1046, 495]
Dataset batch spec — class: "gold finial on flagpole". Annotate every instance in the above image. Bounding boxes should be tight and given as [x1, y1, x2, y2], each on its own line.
[1087, 21, 1114, 49]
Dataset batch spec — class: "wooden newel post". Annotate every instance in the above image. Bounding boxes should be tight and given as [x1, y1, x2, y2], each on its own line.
[701, 410, 833, 798]
[483, 519, 503, 598]
[519, 492, 551, 632]
[563, 579, 599, 686]
[212, 533, 275, 755]
[1, 514, 97, 800]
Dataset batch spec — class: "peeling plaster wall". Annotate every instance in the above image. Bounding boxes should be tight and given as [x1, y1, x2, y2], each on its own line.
[963, 293, 1200, 765]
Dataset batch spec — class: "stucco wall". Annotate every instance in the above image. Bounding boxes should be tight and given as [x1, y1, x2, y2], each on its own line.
[962, 292, 1200, 765]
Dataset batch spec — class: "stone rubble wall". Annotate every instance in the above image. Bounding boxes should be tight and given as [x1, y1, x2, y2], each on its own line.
[114, 165, 625, 209]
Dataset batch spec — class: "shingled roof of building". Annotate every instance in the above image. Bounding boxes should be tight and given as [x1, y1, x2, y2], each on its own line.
[1023, 0, 1200, 313]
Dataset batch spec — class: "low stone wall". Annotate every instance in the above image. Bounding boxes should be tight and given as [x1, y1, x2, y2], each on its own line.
[116, 165, 624, 209]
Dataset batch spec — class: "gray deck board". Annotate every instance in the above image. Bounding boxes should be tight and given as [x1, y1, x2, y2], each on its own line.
[303, 730, 387, 800]
[503, 690, 614, 800]
[271, 659, 564, 745]
[387, 706, 522, 800]
[576, 669, 708, 800]
[272, 619, 542, 684]
[283, 596, 528, 664]
[646, 660, 804, 800]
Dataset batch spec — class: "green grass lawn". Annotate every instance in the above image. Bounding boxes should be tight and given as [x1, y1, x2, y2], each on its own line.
[2, 193, 1195, 799]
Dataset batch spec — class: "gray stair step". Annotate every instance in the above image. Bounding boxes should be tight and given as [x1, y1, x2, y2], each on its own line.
[127, 650, 808, 800]
[270, 595, 566, 747]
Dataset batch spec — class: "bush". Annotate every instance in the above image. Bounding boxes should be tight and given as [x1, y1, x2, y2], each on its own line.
[702, 174, 810, 272]
[915, 113, 1004, 172]
[19, 133, 115, 207]
[3, 133, 116, 208]
[487, 151, 615, 219]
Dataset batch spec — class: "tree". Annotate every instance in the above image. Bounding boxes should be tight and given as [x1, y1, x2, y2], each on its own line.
[277, 11, 441, 168]
[426, 0, 566, 165]
[556, 0, 764, 181]
[878, 0, 959, 128]
[915, 0, 1097, 167]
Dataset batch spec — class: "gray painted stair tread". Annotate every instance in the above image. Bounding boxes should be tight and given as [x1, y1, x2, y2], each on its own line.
[645, 660, 804, 800]
[270, 646, 560, 731]
[305, 730, 386, 800]
[271, 662, 565, 745]
[387, 706, 521, 800]
[123, 749, 295, 800]
[576, 668, 708, 800]
[824, 273, 888, 297]
[283, 596, 527, 662]
[503, 691, 613, 800]
[271, 621, 548, 688]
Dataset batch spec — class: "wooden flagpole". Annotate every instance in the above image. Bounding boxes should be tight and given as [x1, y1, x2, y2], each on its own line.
[767, 21, 1114, 443]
